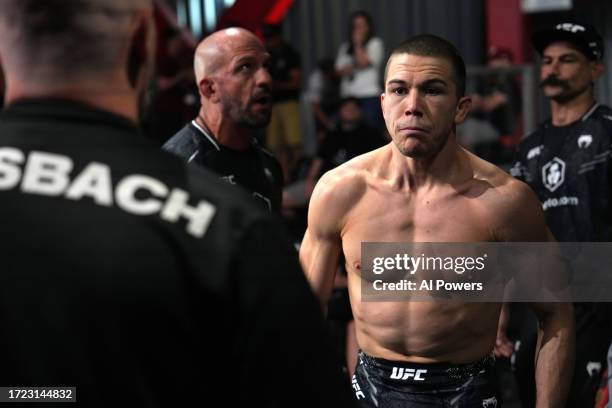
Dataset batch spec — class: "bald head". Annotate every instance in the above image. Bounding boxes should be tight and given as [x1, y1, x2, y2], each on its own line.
[0, 0, 152, 83]
[194, 28, 266, 83]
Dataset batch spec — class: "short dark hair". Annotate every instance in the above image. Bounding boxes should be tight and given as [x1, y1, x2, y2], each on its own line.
[0, 0, 149, 79]
[384, 34, 466, 98]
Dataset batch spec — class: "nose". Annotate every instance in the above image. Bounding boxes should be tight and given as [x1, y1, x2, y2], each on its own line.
[544, 59, 560, 77]
[256, 66, 272, 89]
[403, 88, 423, 117]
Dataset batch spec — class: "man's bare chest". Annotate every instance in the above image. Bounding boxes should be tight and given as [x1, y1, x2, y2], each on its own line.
[340, 191, 495, 270]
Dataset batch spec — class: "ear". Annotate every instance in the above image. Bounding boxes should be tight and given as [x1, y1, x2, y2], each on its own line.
[591, 60, 605, 82]
[127, 10, 155, 89]
[380, 92, 386, 118]
[199, 77, 219, 102]
[454, 96, 472, 125]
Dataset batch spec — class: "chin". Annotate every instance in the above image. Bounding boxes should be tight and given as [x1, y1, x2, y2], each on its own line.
[245, 115, 271, 129]
[396, 144, 427, 159]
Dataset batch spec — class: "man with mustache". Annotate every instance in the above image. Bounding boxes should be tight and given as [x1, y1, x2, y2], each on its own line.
[510, 21, 612, 408]
[163, 28, 283, 213]
[301, 34, 574, 407]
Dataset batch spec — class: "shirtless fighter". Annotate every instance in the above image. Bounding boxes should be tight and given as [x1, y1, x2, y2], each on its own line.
[300, 34, 575, 407]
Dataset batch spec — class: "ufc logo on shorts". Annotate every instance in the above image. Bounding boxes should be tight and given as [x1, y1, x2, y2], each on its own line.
[389, 367, 427, 381]
[351, 375, 365, 399]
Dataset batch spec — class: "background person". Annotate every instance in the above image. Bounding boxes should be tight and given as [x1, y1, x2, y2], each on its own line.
[0, 2, 356, 406]
[510, 21, 612, 408]
[335, 11, 385, 131]
[263, 23, 303, 183]
[163, 28, 284, 213]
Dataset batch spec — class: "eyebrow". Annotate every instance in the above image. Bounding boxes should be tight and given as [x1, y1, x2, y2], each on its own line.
[542, 52, 581, 60]
[233, 55, 256, 65]
[386, 78, 448, 87]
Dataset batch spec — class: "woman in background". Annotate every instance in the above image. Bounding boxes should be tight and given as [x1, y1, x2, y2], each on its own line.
[335, 11, 385, 131]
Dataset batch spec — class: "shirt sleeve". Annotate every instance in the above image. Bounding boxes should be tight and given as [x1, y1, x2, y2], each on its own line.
[335, 42, 353, 69]
[365, 37, 385, 69]
[509, 143, 527, 182]
[304, 71, 323, 104]
[232, 218, 357, 408]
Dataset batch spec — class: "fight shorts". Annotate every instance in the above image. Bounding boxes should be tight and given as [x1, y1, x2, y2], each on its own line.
[352, 351, 500, 408]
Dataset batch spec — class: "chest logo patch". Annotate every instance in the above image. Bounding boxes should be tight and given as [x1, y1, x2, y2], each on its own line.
[527, 145, 543, 160]
[542, 157, 566, 192]
[577, 134, 593, 148]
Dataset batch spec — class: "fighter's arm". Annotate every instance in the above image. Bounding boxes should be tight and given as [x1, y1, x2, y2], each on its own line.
[496, 180, 575, 408]
[299, 171, 352, 308]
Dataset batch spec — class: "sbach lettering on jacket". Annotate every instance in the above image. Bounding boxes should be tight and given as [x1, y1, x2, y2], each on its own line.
[0, 148, 216, 238]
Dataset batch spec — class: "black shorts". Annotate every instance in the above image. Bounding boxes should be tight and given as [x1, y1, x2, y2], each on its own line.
[352, 351, 501, 408]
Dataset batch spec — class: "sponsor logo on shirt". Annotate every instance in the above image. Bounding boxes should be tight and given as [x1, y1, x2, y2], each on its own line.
[577, 134, 593, 148]
[0, 148, 216, 238]
[586, 362, 602, 378]
[482, 396, 498, 407]
[542, 196, 579, 211]
[220, 175, 237, 185]
[542, 157, 565, 192]
[389, 367, 427, 381]
[527, 145, 543, 160]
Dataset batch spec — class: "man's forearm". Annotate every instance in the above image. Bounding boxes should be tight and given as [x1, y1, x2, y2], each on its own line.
[534, 302, 575, 408]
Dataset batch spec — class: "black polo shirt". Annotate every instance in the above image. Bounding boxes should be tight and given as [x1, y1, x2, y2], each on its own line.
[0, 99, 355, 408]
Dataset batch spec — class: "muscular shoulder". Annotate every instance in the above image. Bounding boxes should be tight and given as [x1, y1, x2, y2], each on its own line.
[467, 152, 546, 241]
[308, 148, 381, 234]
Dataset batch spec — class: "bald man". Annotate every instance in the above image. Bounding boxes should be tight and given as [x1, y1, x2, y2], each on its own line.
[163, 28, 283, 213]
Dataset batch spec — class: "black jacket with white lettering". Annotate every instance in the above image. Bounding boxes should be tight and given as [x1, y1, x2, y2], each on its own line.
[162, 121, 283, 213]
[511, 104, 612, 242]
[0, 99, 355, 408]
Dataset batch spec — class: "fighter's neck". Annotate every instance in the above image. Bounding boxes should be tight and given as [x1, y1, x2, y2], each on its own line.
[197, 110, 251, 151]
[4, 81, 138, 123]
[387, 136, 466, 190]
[550, 91, 596, 127]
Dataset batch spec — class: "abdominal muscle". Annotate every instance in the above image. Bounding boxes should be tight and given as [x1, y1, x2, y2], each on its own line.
[347, 276, 501, 364]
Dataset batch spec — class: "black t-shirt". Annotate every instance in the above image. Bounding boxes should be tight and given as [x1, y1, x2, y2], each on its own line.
[511, 104, 612, 241]
[268, 42, 301, 102]
[318, 123, 386, 174]
[473, 75, 521, 136]
[163, 121, 284, 213]
[0, 99, 356, 408]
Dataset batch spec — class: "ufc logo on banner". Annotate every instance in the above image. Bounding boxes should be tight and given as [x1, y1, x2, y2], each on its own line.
[389, 367, 427, 381]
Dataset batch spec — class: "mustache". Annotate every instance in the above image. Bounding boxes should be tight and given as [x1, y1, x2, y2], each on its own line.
[540, 76, 569, 89]
[251, 86, 272, 100]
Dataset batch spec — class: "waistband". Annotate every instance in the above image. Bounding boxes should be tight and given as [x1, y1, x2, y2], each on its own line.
[358, 351, 495, 387]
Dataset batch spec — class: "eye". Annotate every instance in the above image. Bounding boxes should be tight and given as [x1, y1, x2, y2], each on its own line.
[425, 87, 443, 96]
[560, 56, 578, 64]
[239, 63, 254, 72]
[391, 87, 407, 96]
